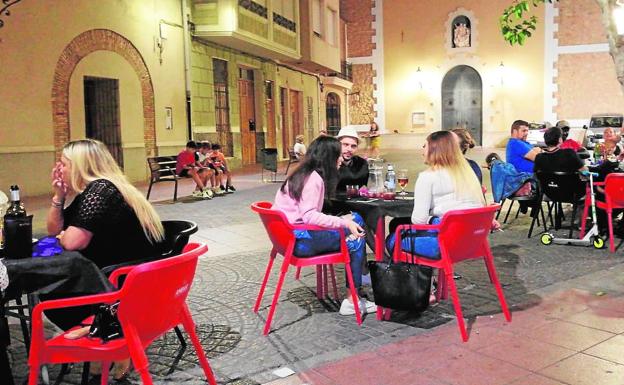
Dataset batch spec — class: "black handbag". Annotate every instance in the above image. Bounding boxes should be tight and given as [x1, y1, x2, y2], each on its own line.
[88, 301, 123, 343]
[367, 234, 433, 312]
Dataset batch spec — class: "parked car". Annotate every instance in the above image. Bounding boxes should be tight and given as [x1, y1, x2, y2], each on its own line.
[586, 113, 624, 148]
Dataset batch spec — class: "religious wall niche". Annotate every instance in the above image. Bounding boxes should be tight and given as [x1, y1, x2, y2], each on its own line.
[445, 9, 477, 55]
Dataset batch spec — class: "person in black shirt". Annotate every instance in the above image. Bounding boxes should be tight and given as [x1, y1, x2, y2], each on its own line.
[534, 126, 585, 174]
[47, 139, 165, 379]
[336, 126, 369, 191]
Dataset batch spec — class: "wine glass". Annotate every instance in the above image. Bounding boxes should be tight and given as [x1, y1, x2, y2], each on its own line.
[397, 169, 409, 196]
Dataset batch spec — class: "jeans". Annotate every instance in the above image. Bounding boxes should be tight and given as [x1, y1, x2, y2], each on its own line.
[385, 217, 441, 260]
[293, 212, 366, 288]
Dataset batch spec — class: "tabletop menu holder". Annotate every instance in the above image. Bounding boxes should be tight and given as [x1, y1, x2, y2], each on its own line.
[3, 215, 33, 259]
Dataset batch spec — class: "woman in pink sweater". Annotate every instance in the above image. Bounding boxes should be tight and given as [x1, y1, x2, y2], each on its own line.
[274, 136, 377, 315]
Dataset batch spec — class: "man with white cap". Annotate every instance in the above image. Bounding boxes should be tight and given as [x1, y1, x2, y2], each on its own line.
[336, 126, 369, 191]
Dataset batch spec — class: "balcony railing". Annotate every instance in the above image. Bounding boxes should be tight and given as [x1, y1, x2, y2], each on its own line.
[326, 61, 352, 82]
[273, 12, 296, 32]
[238, 0, 268, 18]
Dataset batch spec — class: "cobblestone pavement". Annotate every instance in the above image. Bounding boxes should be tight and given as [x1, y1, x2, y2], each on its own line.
[9, 148, 624, 384]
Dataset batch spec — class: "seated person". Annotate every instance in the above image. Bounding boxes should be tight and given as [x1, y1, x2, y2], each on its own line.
[603, 127, 623, 159]
[506, 119, 541, 173]
[336, 126, 369, 191]
[211, 143, 236, 192]
[176, 141, 213, 199]
[534, 126, 586, 174]
[556, 120, 582, 152]
[48, 139, 165, 379]
[197, 141, 224, 195]
[452, 128, 482, 184]
[273, 136, 376, 315]
[294, 135, 306, 159]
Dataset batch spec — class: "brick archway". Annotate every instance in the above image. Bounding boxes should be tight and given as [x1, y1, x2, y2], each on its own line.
[51, 29, 157, 158]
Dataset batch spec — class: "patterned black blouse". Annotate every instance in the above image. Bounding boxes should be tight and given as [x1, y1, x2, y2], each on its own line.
[63, 179, 160, 268]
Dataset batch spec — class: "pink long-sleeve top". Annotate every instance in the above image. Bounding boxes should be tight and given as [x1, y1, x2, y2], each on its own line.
[274, 171, 347, 229]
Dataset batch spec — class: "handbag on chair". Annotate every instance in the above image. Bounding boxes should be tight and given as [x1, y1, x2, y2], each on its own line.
[367, 234, 432, 312]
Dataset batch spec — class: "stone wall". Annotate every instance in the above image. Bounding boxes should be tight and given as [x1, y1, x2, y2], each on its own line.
[349, 64, 375, 124]
[342, 0, 375, 57]
[556, 0, 606, 45]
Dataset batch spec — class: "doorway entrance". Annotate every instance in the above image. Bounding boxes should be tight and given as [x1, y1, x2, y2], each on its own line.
[441, 65, 483, 145]
[326, 92, 341, 136]
[238, 68, 257, 164]
[265, 81, 276, 148]
[83, 76, 123, 167]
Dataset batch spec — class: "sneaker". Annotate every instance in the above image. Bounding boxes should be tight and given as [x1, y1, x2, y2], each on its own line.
[360, 299, 377, 314]
[220, 185, 226, 191]
[339, 299, 358, 315]
[226, 184, 236, 192]
[191, 190, 203, 198]
[201, 189, 213, 199]
[339, 298, 377, 315]
[212, 187, 225, 196]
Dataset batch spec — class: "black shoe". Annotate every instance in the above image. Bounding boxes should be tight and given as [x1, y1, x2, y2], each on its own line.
[220, 185, 226, 191]
[227, 184, 236, 192]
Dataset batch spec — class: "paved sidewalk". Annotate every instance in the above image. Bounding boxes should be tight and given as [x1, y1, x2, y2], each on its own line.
[9, 148, 624, 385]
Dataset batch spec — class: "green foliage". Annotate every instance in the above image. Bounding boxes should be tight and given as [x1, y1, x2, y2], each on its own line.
[500, 0, 557, 45]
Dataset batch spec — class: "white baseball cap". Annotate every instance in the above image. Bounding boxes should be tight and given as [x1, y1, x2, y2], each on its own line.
[336, 126, 360, 142]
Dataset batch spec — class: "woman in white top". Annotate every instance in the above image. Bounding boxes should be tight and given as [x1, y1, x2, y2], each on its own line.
[387, 130, 491, 259]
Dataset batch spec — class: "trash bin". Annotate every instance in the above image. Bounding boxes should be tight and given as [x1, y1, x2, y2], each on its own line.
[261, 148, 278, 172]
[261, 148, 278, 182]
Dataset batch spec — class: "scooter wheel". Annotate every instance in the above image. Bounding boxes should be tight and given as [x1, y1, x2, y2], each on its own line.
[592, 236, 605, 249]
[540, 233, 554, 245]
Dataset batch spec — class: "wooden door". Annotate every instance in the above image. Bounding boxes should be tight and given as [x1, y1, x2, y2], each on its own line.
[290, 90, 302, 140]
[238, 77, 257, 164]
[442, 65, 483, 145]
[280, 87, 289, 158]
[265, 81, 276, 148]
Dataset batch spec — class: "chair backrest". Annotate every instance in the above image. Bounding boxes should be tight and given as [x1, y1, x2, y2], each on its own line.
[147, 156, 177, 180]
[116, 242, 207, 345]
[535, 171, 585, 203]
[605, 173, 624, 207]
[437, 205, 499, 264]
[160, 220, 198, 258]
[251, 201, 294, 256]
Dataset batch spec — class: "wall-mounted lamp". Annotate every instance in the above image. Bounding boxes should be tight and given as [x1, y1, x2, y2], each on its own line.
[498, 61, 505, 86]
[614, 0, 624, 35]
[347, 90, 360, 103]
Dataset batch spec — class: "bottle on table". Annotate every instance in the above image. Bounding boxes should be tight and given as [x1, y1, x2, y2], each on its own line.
[5, 185, 26, 218]
[3, 185, 32, 258]
[594, 143, 603, 163]
[385, 164, 396, 193]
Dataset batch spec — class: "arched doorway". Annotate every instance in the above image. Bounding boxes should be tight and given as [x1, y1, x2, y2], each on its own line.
[441, 65, 482, 145]
[51, 29, 157, 158]
[326, 92, 341, 136]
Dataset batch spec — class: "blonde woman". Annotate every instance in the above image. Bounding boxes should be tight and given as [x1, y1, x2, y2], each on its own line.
[387, 131, 496, 263]
[47, 139, 164, 380]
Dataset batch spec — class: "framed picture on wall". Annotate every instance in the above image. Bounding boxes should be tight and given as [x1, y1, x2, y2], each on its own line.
[412, 112, 425, 127]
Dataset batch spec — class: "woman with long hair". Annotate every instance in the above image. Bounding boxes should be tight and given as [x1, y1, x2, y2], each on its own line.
[451, 128, 482, 184]
[273, 136, 377, 315]
[46, 139, 164, 380]
[387, 131, 493, 279]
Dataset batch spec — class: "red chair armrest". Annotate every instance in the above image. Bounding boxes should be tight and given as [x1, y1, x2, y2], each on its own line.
[396, 223, 440, 232]
[109, 266, 136, 287]
[594, 181, 606, 187]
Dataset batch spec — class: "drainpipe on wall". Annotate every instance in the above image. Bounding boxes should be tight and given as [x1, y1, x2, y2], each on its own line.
[181, 0, 193, 140]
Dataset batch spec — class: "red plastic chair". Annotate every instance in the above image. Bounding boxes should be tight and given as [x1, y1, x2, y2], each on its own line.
[27, 243, 217, 385]
[251, 201, 362, 335]
[581, 173, 624, 252]
[391, 205, 511, 342]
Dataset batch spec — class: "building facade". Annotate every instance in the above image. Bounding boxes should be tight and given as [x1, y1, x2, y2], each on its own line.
[0, 0, 351, 196]
[344, 0, 624, 147]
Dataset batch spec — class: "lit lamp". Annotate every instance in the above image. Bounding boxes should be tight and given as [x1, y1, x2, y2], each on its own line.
[614, 1, 624, 35]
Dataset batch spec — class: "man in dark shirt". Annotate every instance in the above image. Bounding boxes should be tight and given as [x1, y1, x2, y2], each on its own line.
[534, 126, 585, 174]
[336, 126, 369, 191]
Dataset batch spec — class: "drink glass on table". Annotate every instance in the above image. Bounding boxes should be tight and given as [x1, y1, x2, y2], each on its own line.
[346, 185, 359, 199]
[397, 169, 409, 196]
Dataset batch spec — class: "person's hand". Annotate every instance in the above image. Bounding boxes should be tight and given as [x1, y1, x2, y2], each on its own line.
[51, 162, 67, 200]
[491, 219, 502, 232]
[345, 219, 365, 239]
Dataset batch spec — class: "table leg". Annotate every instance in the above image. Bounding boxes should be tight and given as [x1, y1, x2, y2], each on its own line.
[375, 216, 387, 321]
[0, 312, 15, 385]
[316, 266, 323, 299]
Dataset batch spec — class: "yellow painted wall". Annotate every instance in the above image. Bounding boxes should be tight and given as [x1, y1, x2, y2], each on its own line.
[383, 0, 545, 147]
[0, 0, 187, 196]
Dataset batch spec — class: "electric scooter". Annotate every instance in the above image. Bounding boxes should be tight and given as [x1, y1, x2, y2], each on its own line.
[540, 170, 605, 249]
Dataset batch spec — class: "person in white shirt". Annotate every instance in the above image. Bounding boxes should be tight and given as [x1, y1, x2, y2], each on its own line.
[293, 135, 306, 159]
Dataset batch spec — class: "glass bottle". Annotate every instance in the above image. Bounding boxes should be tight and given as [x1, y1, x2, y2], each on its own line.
[5, 185, 26, 218]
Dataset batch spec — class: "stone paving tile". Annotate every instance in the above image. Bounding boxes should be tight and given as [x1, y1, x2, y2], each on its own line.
[539, 353, 624, 385]
[11, 150, 624, 384]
